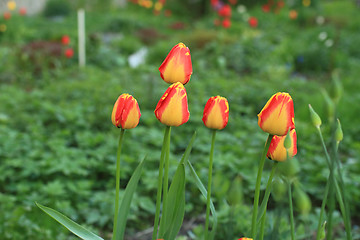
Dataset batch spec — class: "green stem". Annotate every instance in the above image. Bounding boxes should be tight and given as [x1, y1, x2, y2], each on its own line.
[152, 126, 171, 240]
[335, 144, 352, 240]
[259, 212, 266, 240]
[258, 161, 278, 240]
[162, 126, 171, 217]
[316, 127, 335, 240]
[204, 130, 217, 240]
[112, 128, 125, 240]
[251, 134, 273, 239]
[288, 181, 295, 240]
[316, 175, 330, 240]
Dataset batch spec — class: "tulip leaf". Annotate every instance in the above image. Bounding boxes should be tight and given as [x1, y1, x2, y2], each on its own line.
[161, 163, 186, 240]
[114, 157, 146, 240]
[35, 202, 104, 240]
[187, 160, 217, 240]
[180, 131, 197, 165]
[158, 132, 196, 240]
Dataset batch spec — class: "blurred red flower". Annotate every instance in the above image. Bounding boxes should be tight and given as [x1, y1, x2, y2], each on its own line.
[64, 48, 74, 58]
[3, 12, 11, 20]
[222, 18, 231, 28]
[61, 35, 70, 45]
[218, 5, 231, 18]
[262, 4, 270, 12]
[19, 7, 27, 16]
[248, 16, 258, 28]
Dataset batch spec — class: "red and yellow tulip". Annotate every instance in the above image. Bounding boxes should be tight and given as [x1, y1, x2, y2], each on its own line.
[154, 82, 190, 126]
[202, 96, 229, 130]
[158, 42, 192, 85]
[111, 94, 141, 129]
[267, 129, 297, 162]
[238, 238, 253, 240]
[258, 92, 295, 136]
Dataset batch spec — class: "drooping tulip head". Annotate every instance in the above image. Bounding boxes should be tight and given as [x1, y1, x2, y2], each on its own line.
[267, 129, 297, 162]
[154, 82, 190, 126]
[258, 92, 295, 136]
[111, 94, 141, 129]
[202, 96, 229, 130]
[158, 42, 193, 85]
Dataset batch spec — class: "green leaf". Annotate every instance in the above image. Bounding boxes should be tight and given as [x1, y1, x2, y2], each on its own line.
[180, 131, 197, 165]
[158, 131, 196, 239]
[114, 157, 146, 240]
[160, 163, 186, 240]
[187, 160, 217, 240]
[35, 202, 104, 240]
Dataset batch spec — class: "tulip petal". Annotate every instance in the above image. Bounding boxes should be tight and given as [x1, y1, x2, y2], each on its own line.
[202, 96, 229, 130]
[258, 92, 295, 136]
[155, 82, 190, 126]
[111, 94, 141, 129]
[159, 43, 192, 85]
[267, 129, 297, 162]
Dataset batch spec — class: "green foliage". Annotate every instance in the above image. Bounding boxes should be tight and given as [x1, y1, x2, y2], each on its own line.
[43, 0, 72, 17]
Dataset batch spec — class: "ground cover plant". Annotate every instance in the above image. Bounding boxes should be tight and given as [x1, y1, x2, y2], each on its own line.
[1, 0, 360, 239]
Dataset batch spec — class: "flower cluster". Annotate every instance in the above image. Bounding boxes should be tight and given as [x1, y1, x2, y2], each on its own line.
[1, 1, 27, 34]
[61, 35, 74, 59]
[211, 0, 237, 28]
[258, 92, 297, 161]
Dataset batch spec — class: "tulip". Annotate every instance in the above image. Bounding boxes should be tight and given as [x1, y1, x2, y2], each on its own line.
[267, 129, 297, 162]
[3, 12, 11, 20]
[222, 18, 231, 28]
[61, 35, 70, 45]
[218, 5, 232, 18]
[258, 92, 295, 136]
[111, 94, 141, 129]
[154, 82, 190, 126]
[202, 96, 229, 130]
[64, 48, 74, 58]
[158, 43, 192, 85]
[238, 238, 253, 240]
[7, 1, 16, 10]
[289, 10, 298, 20]
[248, 16, 258, 28]
[19, 7, 27, 16]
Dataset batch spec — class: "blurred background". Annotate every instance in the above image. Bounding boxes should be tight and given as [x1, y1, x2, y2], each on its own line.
[1, 0, 360, 239]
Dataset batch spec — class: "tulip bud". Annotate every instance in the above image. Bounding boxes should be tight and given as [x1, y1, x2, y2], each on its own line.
[258, 92, 295, 136]
[335, 118, 343, 143]
[238, 238, 253, 240]
[227, 176, 243, 206]
[293, 186, 311, 215]
[202, 96, 229, 130]
[278, 157, 300, 178]
[284, 128, 292, 150]
[330, 71, 342, 104]
[272, 176, 287, 202]
[111, 94, 141, 129]
[320, 221, 327, 240]
[158, 42, 192, 85]
[308, 104, 322, 128]
[154, 82, 190, 126]
[267, 129, 297, 162]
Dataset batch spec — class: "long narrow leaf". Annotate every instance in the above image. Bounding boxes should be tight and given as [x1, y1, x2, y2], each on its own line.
[115, 157, 146, 240]
[162, 164, 186, 240]
[158, 131, 196, 238]
[187, 160, 218, 239]
[180, 132, 197, 165]
[36, 202, 103, 240]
